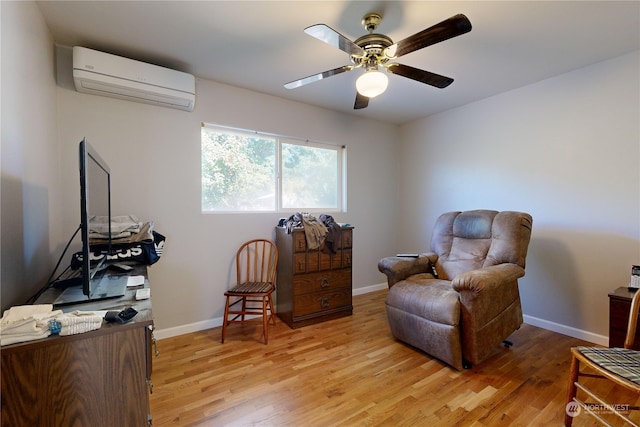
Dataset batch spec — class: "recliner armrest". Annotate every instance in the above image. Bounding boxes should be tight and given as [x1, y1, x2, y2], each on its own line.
[452, 263, 525, 295]
[452, 263, 526, 364]
[378, 253, 438, 288]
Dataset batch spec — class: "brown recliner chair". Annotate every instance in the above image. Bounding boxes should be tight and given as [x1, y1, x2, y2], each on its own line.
[378, 210, 533, 370]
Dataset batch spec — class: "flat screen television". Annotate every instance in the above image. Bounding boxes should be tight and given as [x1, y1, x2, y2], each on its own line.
[53, 139, 128, 306]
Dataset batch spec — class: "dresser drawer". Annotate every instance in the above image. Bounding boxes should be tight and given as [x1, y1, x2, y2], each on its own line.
[293, 231, 307, 252]
[293, 269, 351, 295]
[343, 249, 352, 268]
[294, 253, 307, 274]
[293, 288, 352, 317]
[294, 252, 337, 273]
[295, 249, 352, 273]
[293, 228, 352, 253]
[313, 250, 345, 271]
[321, 249, 352, 269]
[338, 228, 353, 249]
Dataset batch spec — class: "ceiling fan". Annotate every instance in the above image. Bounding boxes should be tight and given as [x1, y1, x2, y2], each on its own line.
[284, 13, 472, 110]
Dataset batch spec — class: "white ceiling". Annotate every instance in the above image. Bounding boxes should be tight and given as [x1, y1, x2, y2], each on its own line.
[36, 1, 640, 124]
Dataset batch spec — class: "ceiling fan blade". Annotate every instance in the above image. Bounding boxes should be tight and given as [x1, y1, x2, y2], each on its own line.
[304, 24, 365, 57]
[354, 92, 369, 110]
[284, 65, 354, 89]
[386, 63, 454, 89]
[384, 14, 471, 59]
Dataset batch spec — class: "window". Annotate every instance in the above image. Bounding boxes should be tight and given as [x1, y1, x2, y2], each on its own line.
[201, 124, 345, 213]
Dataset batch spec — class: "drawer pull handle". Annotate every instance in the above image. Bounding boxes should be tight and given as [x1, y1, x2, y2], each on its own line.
[152, 334, 159, 358]
[320, 277, 330, 288]
[320, 296, 330, 308]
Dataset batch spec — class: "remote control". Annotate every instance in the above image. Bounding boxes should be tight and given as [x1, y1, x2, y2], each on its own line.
[430, 262, 439, 279]
[104, 307, 138, 324]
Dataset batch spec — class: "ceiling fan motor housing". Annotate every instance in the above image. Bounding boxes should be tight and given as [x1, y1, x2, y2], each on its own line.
[352, 33, 393, 67]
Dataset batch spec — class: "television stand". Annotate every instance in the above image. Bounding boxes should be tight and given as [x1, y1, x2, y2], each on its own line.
[52, 275, 83, 289]
[53, 272, 129, 307]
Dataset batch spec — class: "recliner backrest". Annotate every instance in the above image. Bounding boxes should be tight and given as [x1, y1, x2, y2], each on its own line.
[430, 210, 533, 280]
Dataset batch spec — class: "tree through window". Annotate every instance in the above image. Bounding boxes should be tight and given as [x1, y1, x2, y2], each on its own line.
[201, 124, 344, 212]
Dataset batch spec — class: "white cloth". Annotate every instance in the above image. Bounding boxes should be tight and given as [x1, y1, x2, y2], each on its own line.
[1, 304, 54, 324]
[89, 214, 142, 238]
[0, 327, 51, 346]
[0, 305, 104, 345]
[57, 311, 103, 336]
[0, 304, 62, 346]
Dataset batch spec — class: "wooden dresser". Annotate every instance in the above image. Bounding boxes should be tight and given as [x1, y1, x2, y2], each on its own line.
[608, 286, 640, 349]
[275, 225, 353, 328]
[1, 265, 155, 427]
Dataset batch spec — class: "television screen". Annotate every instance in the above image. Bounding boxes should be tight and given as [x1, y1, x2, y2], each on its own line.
[81, 138, 111, 295]
[53, 139, 128, 306]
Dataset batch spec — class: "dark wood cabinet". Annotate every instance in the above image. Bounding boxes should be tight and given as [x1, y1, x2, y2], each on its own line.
[276, 226, 353, 328]
[1, 266, 154, 427]
[608, 287, 640, 349]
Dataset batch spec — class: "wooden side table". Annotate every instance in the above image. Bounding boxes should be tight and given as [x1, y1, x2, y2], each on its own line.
[608, 286, 640, 349]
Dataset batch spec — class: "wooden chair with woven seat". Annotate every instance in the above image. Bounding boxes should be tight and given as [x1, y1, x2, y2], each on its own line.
[565, 288, 640, 426]
[221, 239, 278, 344]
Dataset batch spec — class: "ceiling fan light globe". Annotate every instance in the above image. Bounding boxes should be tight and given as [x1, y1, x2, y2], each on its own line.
[356, 70, 388, 98]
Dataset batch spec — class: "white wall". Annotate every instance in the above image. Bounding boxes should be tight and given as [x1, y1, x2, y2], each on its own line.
[399, 51, 640, 344]
[1, 1, 61, 311]
[4, 0, 638, 345]
[54, 46, 399, 334]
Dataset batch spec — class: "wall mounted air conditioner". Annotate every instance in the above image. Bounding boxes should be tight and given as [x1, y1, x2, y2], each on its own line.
[73, 46, 196, 112]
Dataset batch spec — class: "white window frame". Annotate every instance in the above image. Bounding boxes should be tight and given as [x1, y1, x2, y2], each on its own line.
[201, 123, 346, 213]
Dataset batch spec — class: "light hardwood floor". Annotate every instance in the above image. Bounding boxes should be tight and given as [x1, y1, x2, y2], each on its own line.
[150, 290, 639, 426]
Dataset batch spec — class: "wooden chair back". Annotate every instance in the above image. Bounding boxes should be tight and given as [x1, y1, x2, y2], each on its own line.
[236, 239, 278, 286]
[624, 289, 640, 349]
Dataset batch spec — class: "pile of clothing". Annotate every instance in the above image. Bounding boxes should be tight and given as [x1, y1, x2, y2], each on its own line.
[89, 214, 143, 240]
[281, 213, 343, 253]
[74, 214, 166, 267]
[0, 304, 103, 346]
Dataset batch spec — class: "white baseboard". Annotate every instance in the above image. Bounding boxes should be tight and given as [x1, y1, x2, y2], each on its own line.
[154, 318, 222, 340]
[523, 314, 608, 346]
[155, 284, 608, 346]
[353, 282, 388, 295]
[154, 283, 390, 340]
